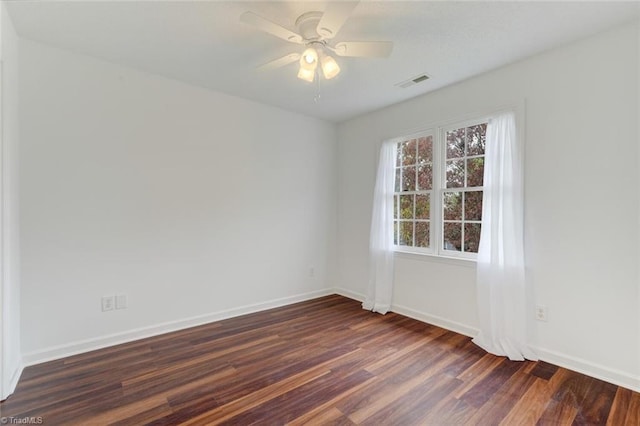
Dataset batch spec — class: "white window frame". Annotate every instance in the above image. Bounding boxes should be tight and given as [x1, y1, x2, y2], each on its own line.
[391, 130, 436, 256]
[392, 115, 490, 260]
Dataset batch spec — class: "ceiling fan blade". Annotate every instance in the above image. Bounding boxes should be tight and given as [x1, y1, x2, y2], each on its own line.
[333, 41, 393, 58]
[257, 53, 301, 71]
[316, 1, 359, 39]
[240, 12, 303, 44]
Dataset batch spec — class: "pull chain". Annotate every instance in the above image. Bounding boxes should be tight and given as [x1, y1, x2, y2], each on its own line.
[314, 70, 322, 103]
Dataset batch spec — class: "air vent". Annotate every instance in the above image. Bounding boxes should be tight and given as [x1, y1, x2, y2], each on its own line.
[395, 74, 430, 89]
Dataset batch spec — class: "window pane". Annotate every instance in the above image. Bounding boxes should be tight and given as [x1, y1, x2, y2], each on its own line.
[399, 221, 414, 246]
[393, 221, 398, 245]
[402, 166, 416, 191]
[467, 124, 486, 156]
[464, 191, 483, 221]
[446, 128, 465, 159]
[464, 223, 482, 253]
[400, 194, 414, 219]
[443, 222, 462, 251]
[401, 139, 417, 166]
[415, 221, 430, 248]
[443, 192, 462, 220]
[466, 157, 484, 187]
[415, 194, 430, 219]
[446, 159, 464, 188]
[394, 168, 401, 192]
[417, 136, 433, 164]
[393, 195, 399, 219]
[417, 163, 432, 190]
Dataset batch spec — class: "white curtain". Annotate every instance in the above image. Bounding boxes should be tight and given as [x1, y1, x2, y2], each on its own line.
[363, 140, 396, 314]
[472, 111, 537, 361]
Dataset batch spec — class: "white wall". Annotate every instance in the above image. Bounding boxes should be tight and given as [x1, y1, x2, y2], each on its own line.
[1, 1, 22, 400]
[337, 22, 640, 391]
[19, 39, 337, 362]
[11, 11, 640, 395]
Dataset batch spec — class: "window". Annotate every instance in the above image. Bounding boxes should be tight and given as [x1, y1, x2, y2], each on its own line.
[392, 119, 487, 259]
[393, 135, 433, 249]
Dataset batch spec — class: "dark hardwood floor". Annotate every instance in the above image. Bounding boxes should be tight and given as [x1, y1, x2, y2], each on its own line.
[1, 295, 638, 425]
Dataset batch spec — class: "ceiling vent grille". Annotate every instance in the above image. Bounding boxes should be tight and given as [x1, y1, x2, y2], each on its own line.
[395, 74, 430, 89]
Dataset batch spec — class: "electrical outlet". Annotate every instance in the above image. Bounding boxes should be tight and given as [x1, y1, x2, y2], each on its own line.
[309, 266, 315, 278]
[535, 305, 548, 322]
[101, 296, 115, 312]
[115, 294, 127, 310]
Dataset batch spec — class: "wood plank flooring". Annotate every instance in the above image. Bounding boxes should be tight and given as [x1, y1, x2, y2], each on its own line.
[1, 295, 638, 425]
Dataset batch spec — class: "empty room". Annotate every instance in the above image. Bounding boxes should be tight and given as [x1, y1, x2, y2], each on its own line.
[1, 1, 639, 424]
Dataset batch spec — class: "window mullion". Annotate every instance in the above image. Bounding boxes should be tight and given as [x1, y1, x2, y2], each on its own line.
[461, 189, 466, 253]
[434, 127, 443, 256]
[413, 154, 418, 246]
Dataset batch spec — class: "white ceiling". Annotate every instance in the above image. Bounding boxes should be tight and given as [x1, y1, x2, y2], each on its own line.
[5, 1, 640, 122]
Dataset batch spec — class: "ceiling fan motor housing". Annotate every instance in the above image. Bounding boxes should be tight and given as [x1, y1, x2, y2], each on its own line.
[295, 12, 324, 41]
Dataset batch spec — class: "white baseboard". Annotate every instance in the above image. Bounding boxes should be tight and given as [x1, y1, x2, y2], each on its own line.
[333, 287, 365, 302]
[391, 303, 640, 393]
[534, 346, 640, 393]
[1, 361, 24, 401]
[333, 288, 479, 338]
[335, 290, 640, 393]
[390, 303, 480, 338]
[20, 288, 640, 394]
[22, 289, 333, 366]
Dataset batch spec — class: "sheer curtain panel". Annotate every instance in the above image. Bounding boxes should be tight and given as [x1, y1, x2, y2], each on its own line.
[363, 140, 396, 314]
[472, 111, 537, 361]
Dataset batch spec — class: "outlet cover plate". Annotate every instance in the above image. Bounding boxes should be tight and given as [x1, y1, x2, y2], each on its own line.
[115, 294, 127, 310]
[102, 296, 114, 312]
[535, 305, 548, 322]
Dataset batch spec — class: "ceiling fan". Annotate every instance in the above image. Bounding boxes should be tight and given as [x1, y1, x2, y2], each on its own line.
[240, 1, 393, 83]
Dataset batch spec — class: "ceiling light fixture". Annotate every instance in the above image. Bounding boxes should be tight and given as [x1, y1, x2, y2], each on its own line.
[297, 66, 316, 82]
[319, 51, 340, 80]
[297, 45, 340, 83]
[301, 47, 318, 66]
[298, 47, 318, 82]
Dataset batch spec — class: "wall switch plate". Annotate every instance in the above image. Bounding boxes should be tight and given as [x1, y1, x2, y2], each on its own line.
[102, 296, 115, 312]
[535, 305, 548, 322]
[115, 294, 127, 310]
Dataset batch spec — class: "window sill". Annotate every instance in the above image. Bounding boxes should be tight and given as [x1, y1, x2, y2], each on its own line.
[393, 249, 477, 268]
